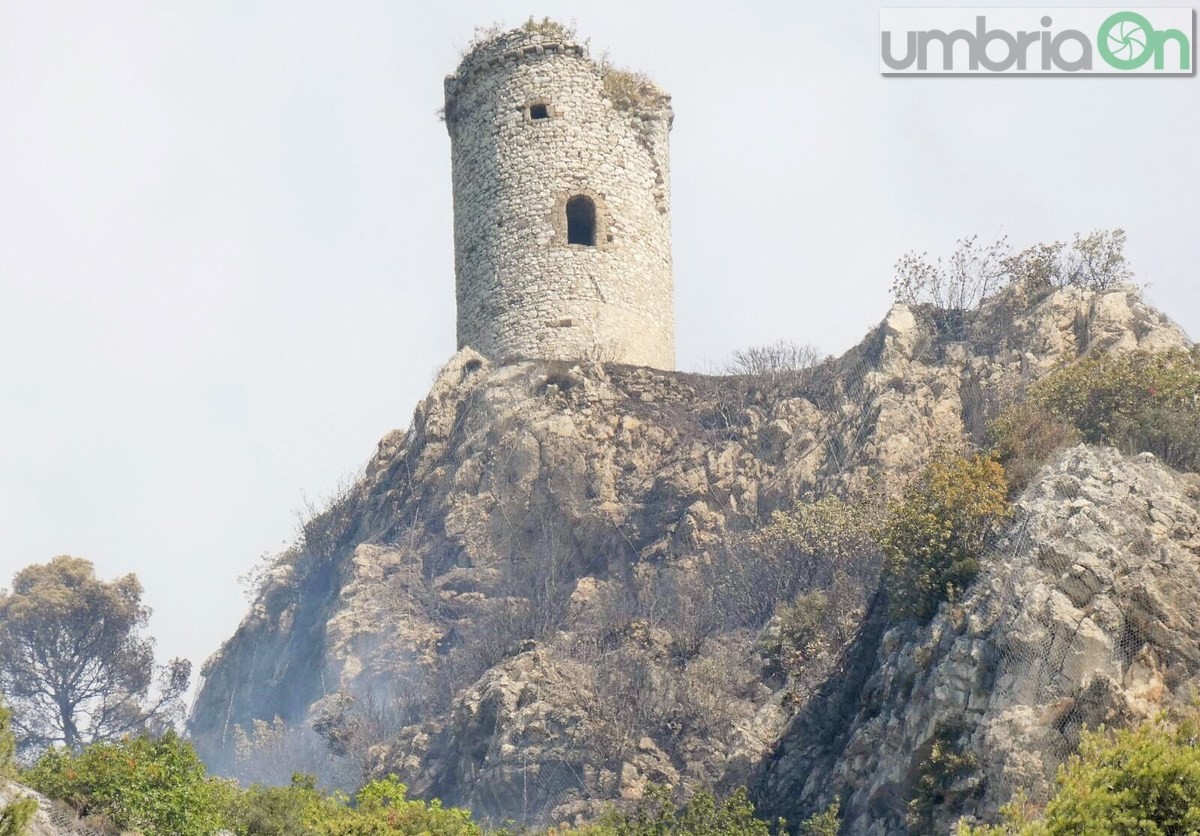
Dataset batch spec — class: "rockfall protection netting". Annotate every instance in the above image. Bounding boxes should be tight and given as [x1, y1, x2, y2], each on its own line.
[38, 800, 106, 836]
[971, 474, 1165, 808]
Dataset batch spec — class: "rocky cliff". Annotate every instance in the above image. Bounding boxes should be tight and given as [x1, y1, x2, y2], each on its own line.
[757, 444, 1200, 833]
[189, 284, 1191, 830]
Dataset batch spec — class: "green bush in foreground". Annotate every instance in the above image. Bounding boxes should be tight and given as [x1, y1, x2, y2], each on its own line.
[21, 725, 791, 836]
[0, 797, 36, 836]
[0, 696, 36, 836]
[512, 786, 783, 835]
[883, 454, 1012, 621]
[25, 730, 222, 836]
[308, 774, 479, 836]
[958, 712, 1200, 835]
[599, 786, 781, 835]
[27, 729, 481, 836]
[800, 800, 841, 835]
[214, 773, 323, 836]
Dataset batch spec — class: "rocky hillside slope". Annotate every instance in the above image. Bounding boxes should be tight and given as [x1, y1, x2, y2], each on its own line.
[189, 284, 1189, 829]
[757, 444, 1200, 833]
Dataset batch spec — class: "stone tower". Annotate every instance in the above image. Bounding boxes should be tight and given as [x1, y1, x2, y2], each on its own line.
[444, 24, 675, 369]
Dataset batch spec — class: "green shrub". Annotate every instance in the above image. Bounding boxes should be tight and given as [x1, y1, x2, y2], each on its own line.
[0, 796, 36, 836]
[988, 348, 1200, 491]
[908, 720, 977, 832]
[709, 496, 884, 636]
[25, 731, 222, 836]
[0, 698, 33, 836]
[800, 800, 841, 835]
[957, 711, 1200, 835]
[597, 785, 782, 835]
[954, 792, 1039, 836]
[753, 497, 885, 561]
[883, 454, 1012, 621]
[1027, 345, 1200, 450]
[220, 773, 479, 836]
[221, 771, 484, 836]
[302, 775, 478, 836]
[516, 786, 782, 835]
[23, 730, 483, 836]
[0, 701, 16, 779]
[1114, 404, 1200, 473]
[1003, 229, 1132, 292]
[216, 773, 323, 836]
[1042, 714, 1200, 834]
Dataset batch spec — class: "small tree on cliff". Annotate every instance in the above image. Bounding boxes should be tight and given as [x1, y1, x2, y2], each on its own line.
[883, 455, 1012, 621]
[0, 556, 190, 753]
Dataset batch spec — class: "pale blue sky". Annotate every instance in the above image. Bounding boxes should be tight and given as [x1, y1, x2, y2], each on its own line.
[1, 1, 1196, 699]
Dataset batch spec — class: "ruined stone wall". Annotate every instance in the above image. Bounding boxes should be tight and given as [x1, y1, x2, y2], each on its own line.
[444, 29, 675, 369]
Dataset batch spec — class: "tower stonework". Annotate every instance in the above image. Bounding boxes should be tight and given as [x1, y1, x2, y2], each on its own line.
[444, 27, 675, 369]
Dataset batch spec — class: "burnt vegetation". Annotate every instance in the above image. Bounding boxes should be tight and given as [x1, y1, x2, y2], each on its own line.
[193, 230, 1200, 832]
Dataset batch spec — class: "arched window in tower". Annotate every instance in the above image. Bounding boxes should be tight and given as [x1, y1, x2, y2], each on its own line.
[566, 195, 597, 246]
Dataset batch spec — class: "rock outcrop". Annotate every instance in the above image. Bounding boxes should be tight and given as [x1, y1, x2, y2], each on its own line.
[188, 284, 1190, 828]
[0, 781, 104, 836]
[758, 445, 1200, 833]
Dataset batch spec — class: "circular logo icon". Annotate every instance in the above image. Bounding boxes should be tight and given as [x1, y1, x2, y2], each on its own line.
[1098, 11, 1156, 69]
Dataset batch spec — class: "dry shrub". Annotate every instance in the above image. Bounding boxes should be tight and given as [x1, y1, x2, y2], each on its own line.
[986, 403, 1080, 495]
[598, 55, 668, 111]
[725, 341, 823, 384]
[1003, 229, 1132, 292]
[759, 591, 830, 678]
[891, 230, 1133, 341]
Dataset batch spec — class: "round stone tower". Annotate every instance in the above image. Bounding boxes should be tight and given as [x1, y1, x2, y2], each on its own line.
[444, 25, 675, 368]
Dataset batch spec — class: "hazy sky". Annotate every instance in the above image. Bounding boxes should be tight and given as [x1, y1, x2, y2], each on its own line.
[1, 1, 1196, 700]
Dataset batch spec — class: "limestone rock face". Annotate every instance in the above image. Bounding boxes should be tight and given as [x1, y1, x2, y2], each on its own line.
[188, 285, 1189, 827]
[758, 446, 1200, 835]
